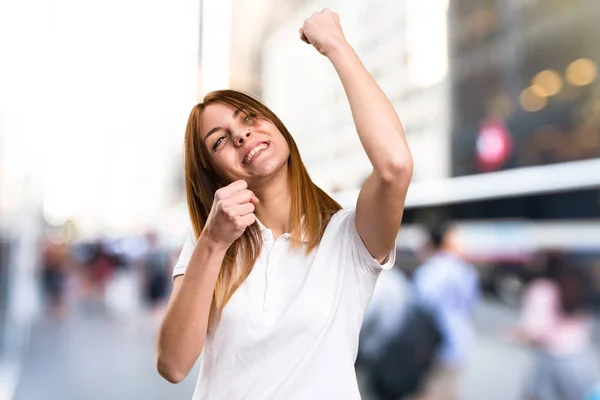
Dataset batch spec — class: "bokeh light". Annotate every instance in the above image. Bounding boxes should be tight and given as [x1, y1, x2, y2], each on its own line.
[566, 58, 597, 87]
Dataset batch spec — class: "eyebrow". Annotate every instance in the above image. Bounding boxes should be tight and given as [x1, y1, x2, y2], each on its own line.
[203, 108, 244, 144]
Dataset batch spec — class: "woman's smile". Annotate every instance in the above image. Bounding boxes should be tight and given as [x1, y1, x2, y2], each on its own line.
[242, 141, 270, 165]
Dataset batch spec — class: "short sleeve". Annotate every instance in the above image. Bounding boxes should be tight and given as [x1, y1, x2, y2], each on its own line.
[172, 228, 196, 278]
[336, 208, 396, 275]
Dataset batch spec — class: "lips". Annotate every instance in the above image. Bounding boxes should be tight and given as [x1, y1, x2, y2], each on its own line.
[243, 142, 269, 165]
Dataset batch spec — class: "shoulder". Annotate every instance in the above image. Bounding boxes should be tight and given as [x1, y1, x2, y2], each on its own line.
[320, 208, 397, 273]
[320, 208, 357, 244]
[328, 208, 355, 223]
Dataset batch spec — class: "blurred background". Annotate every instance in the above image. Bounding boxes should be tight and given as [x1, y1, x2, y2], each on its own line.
[1, 0, 599, 399]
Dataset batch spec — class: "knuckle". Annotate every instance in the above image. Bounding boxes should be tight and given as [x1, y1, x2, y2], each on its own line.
[222, 206, 235, 219]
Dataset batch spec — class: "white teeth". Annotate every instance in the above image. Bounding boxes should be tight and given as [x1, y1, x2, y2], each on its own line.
[244, 143, 268, 164]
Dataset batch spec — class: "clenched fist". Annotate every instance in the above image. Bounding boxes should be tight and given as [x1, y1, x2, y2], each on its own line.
[299, 9, 347, 56]
[202, 180, 259, 249]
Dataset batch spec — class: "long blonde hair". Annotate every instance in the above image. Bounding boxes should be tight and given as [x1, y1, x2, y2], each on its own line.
[184, 90, 341, 331]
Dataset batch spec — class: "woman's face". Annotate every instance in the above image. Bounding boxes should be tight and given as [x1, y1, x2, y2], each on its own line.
[199, 102, 290, 186]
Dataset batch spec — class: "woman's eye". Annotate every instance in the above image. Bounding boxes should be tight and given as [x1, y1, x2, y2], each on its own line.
[212, 137, 225, 151]
[243, 113, 256, 124]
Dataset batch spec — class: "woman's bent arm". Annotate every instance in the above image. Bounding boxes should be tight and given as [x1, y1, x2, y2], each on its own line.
[156, 236, 226, 383]
[301, 10, 413, 262]
[327, 32, 412, 261]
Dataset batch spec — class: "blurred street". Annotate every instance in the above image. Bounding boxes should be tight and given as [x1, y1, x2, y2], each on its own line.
[13, 300, 198, 400]
[461, 300, 532, 400]
[12, 297, 597, 400]
[360, 299, 599, 400]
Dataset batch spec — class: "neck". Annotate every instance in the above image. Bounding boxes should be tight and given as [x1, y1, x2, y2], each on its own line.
[252, 168, 292, 238]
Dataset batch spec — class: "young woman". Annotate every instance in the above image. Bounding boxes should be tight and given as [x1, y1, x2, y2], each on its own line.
[156, 9, 413, 399]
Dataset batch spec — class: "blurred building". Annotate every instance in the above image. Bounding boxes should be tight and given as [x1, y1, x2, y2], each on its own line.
[426, 0, 600, 221]
[449, 0, 600, 178]
[200, 0, 284, 96]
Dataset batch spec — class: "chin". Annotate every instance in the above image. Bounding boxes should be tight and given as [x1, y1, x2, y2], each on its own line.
[245, 158, 287, 181]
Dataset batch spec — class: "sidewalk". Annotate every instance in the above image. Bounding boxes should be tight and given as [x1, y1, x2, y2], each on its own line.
[0, 320, 32, 400]
[11, 298, 600, 400]
[13, 302, 198, 400]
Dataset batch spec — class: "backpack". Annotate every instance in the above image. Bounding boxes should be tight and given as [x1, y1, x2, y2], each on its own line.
[368, 303, 443, 399]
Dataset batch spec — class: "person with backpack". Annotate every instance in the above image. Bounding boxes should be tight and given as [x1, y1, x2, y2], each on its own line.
[366, 222, 478, 400]
[357, 262, 411, 395]
[411, 222, 479, 400]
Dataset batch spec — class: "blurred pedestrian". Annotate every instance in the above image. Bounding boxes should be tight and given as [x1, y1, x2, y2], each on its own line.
[359, 264, 411, 364]
[141, 231, 170, 314]
[40, 237, 70, 318]
[156, 9, 413, 399]
[411, 222, 479, 400]
[86, 240, 118, 302]
[510, 251, 598, 400]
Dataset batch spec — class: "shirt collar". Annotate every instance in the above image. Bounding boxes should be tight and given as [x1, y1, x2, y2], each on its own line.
[255, 216, 308, 243]
[255, 217, 269, 232]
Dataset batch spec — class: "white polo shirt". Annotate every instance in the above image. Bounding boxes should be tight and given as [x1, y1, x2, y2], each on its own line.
[173, 208, 395, 400]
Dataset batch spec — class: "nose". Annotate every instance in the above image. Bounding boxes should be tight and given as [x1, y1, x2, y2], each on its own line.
[235, 128, 251, 146]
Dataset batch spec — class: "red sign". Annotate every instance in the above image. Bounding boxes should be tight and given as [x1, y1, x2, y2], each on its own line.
[475, 119, 512, 171]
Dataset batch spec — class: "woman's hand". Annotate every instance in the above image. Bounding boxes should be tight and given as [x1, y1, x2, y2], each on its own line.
[299, 9, 348, 57]
[201, 180, 259, 250]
